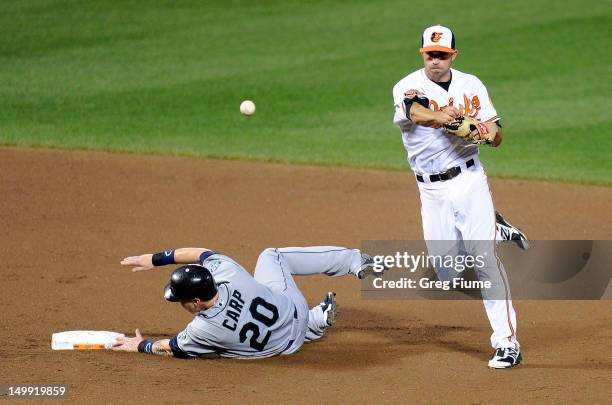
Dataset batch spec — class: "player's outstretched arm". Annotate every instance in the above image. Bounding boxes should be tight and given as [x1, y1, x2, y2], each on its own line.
[112, 329, 173, 356]
[409, 103, 456, 127]
[120, 247, 212, 272]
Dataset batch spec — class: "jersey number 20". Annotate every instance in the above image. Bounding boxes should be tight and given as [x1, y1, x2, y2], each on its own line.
[238, 297, 279, 351]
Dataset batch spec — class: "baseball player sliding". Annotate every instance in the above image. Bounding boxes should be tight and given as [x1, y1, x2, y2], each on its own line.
[392, 25, 522, 368]
[112, 247, 381, 359]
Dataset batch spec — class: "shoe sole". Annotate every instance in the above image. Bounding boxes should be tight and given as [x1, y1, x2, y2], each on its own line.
[514, 237, 530, 251]
[324, 292, 337, 326]
[488, 360, 521, 369]
[357, 265, 387, 279]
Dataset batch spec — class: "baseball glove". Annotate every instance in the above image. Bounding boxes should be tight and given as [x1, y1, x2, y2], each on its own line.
[444, 117, 494, 144]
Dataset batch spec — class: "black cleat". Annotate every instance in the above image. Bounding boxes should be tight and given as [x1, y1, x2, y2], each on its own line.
[319, 292, 337, 326]
[496, 211, 530, 250]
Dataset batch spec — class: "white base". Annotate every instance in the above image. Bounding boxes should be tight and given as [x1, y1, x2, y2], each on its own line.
[51, 330, 124, 350]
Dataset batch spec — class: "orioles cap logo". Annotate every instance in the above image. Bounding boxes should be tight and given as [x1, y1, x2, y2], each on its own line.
[431, 32, 443, 42]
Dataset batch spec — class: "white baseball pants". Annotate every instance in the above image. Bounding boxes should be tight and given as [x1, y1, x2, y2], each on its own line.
[417, 159, 519, 350]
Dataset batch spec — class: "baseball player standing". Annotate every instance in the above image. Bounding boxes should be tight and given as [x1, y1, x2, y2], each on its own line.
[392, 25, 522, 368]
[112, 246, 381, 359]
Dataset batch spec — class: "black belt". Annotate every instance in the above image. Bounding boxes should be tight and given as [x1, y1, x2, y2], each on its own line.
[416, 159, 475, 183]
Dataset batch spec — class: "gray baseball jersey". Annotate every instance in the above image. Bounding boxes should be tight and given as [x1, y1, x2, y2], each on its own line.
[169, 253, 299, 359]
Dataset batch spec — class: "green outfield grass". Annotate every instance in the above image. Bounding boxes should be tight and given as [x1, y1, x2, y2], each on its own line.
[1, 0, 610, 184]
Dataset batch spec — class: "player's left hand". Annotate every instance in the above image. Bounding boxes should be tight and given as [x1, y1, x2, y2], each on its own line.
[443, 116, 495, 144]
[112, 329, 144, 352]
[120, 254, 154, 272]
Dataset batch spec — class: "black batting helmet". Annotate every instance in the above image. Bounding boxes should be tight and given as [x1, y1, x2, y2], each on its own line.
[163, 265, 218, 302]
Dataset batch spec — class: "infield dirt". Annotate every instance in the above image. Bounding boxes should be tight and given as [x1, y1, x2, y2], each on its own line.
[1, 147, 611, 403]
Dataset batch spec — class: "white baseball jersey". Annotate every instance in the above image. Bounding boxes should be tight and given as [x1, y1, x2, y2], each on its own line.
[392, 67, 519, 350]
[170, 253, 298, 359]
[392, 67, 500, 174]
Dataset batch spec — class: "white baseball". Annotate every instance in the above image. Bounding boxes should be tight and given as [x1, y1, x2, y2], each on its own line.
[240, 100, 256, 116]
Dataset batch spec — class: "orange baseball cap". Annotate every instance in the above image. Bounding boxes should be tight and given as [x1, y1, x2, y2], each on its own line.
[420, 25, 456, 53]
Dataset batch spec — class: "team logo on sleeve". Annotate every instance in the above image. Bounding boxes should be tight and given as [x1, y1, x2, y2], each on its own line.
[431, 32, 443, 42]
[207, 260, 221, 272]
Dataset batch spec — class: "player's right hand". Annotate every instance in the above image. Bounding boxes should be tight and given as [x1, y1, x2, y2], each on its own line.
[441, 106, 461, 118]
[112, 329, 144, 352]
[434, 111, 456, 126]
[120, 254, 154, 272]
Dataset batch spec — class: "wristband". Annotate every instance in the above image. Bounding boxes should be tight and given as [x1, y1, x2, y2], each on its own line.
[199, 251, 217, 263]
[152, 250, 175, 266]
[403, 95, 430, 119]
[137, 339, 155, 354]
